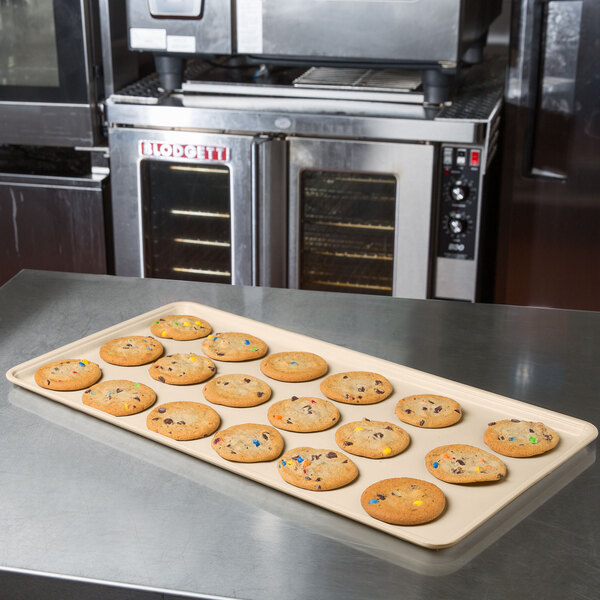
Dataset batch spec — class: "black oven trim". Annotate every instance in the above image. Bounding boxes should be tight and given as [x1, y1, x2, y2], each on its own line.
[0, 0, 89, 104]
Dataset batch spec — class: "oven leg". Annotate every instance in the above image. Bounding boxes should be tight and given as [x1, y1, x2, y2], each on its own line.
[154, 54, 185, 91]
[422, 69, 455, 105]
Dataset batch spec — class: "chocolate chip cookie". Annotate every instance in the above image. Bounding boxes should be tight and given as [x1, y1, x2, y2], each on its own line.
[149, 353, 216, 385]
[100, 336, 163, 366]
[361, 478, 446, 525]
[260, 352, 328, 383]
[267, 396, 340, 432]
[82, 380, 156, 416]
[211, 424, 284, 462]
[425, 444, 507, 484]
[277, 447, 358, 491]
[203, 374, 271, 407]
[150, 315, 212, 341]
[35, 359, 102, 391]
[146, 401, 220, 441]
[395, 394, 462, 428]
[320, 371, 393, 404]
[484, 419, 559, 457]
[335, 418, 410, 459]
[201, 332, 268, 362]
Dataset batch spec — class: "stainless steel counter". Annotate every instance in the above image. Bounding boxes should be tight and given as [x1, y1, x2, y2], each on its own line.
[1, 270, 598, 600]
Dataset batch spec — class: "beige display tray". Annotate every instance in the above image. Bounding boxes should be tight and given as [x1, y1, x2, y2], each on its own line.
[6, 301, 598, 549]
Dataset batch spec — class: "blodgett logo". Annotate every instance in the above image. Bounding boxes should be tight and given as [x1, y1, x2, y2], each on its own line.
[139, 141, 229, 161]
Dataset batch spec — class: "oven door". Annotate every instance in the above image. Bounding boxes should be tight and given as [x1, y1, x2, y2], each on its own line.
[109, 127, 286, 287]
[0, 0, 102, 146]
[288, 137, 434, 299]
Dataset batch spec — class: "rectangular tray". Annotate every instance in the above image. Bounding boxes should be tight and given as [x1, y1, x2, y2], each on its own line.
[6, 301, 598, 549]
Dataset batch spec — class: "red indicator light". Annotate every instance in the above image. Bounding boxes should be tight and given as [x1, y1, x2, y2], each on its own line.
[470, 150, 480, 167]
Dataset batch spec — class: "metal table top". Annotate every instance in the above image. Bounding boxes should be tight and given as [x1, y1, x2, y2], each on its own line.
[1, 270, 598, 600]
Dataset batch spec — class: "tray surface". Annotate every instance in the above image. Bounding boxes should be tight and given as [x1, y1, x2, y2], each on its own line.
[6, 301, 598, 549]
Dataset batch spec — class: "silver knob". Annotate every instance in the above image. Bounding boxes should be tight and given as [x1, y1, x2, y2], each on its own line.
[451, 181, 469, 202]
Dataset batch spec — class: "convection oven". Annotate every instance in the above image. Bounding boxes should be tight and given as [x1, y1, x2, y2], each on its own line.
[107, 55, 503, 301]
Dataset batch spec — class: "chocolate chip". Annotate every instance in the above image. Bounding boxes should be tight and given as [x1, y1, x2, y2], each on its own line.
[291, 395, 299, 400]
[262, 433, 269, 440]
[375, 389, 384, 394]
[208, 366, 215, 371]
[84, 389, 91, 394]
[305, 476, 311, 480]
[316, 478, 321, 482]
[457, 459, 465, 465]
[364, 418, 371, 421]
[152, 417, 159, 421]
[115, 388, 123, 393]
[488, 421, 496, 426]
[497, 473, 504, 478]
[385, 426, 392, 430]
[214, 437, 222, 444]
[133, 396, 140, 401]
[422, 407, 428, 411]
[158, 376, 165, 383]
[343, 375, 348, 379]
[217, 352, 224, 356]
[434, 406, 442, 413]
[511, 419, 520, 422]
[373, 432, 384, 438]
[454, 409, 461, 413]
[222, 382, 228, 386]
[375, 380, 382, 385]
[243, 378, 251, 383]
[405, 409, 412, 414]
[177, 421, 186, 425]
[376, 494, 386, 500]
[311, 455, 321, 461]
[163, 418, 174, 424]
[343, 441, 354, 446]
[158, 407, 166, 413]
[46, 379, 50, 385]
[357, 386, 365, 392]
[419, 420, 425, 426]
[326, 452, 337, 458]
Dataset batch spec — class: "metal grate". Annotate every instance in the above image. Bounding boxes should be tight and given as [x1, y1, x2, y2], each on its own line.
[293, 67, 421, 93]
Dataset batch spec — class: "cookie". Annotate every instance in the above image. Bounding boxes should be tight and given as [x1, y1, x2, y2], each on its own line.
[335, 418, 410, 459]
[146, 401, 220, 441]
[361, 478, 446, 525]
[425, 444, 507, 484]
[100, 336, 163, 366]
[211, 424, 284, 462]
[320, 372, 393, 405]
[260, 352, 328, 382]
[484, 419, 560, 457]
[395, 394, 462, 428]
[149, 353, 216, 385]
[35, 359, 101, 391]
[203, 374, 271, 407]
[201, 332, 268, 362]
[267, 396, 340, 432]
[277, 447, 358, 491]
[150, 315, 211, 340]
[82, 380, 156, 416]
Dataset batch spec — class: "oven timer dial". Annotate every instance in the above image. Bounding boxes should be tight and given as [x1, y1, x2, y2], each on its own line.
[443, 211, 473, 237]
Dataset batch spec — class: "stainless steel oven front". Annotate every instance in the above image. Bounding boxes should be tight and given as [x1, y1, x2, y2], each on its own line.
[109, 127, 287, 287]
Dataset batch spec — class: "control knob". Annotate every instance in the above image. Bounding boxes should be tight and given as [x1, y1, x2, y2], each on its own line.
[450, 180, 469, 202]
[448, 216, 468, 234]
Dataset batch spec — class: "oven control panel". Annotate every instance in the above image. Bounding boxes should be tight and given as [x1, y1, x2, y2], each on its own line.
[437, 146, 482, 260]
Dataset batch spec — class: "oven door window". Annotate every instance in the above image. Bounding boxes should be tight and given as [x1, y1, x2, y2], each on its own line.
[0, 0, 88, 102]
[141, 160, 232, 284]
[300, 170, 397, 295]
